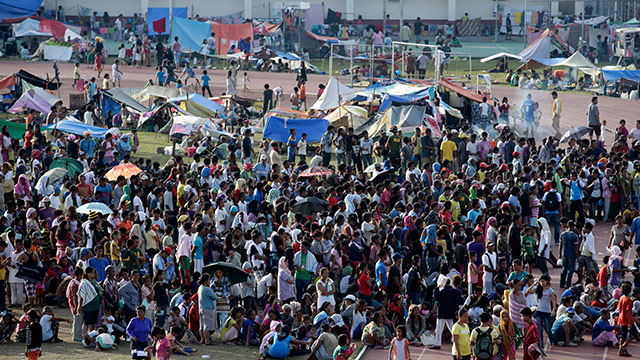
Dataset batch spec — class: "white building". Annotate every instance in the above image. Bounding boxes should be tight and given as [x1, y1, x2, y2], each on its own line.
[45, 0, 625, 22]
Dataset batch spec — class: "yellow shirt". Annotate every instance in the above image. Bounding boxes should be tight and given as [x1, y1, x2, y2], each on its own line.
[452, 322, 471, 356]
[451, 199, 461, 221]
[110, 240, 121, 261]
[440, 140, 457, 162]
[552, 98, 562, 116]
[0, 254, 6, 280]
[102, 78, 110, 90]
[220, 317, 236, 338]
[470, 325, 500, 355]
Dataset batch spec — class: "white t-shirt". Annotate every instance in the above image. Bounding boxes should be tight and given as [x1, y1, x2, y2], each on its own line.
[482, 252, 497, 284]
[297, 139, 307, 156]
[466, 141, 479, 160]
[215, 207, 228, 234]
[40, 314, 54, 341]
[112, 63, 121, 79]
[480, 103, 491, 117]
[630, 128, 640, 142]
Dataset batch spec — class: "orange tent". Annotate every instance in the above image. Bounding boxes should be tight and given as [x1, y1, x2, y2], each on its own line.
[0, 75, 15, 91]
[211, 22, 253, 55]
[438, 78, 494, 106]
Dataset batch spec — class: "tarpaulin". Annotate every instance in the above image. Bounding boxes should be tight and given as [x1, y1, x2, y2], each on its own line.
[305, 4, 324, 31]
[263, 116, 330, 143]
[172, 17, 211, 52]
[325, 9, 341, 24]
[42, 117, 108, 138]
[43, 44, 73, 61]
[438, 78, 494, 105]
[379, 88, 433, 112]
[311, 77, 357, 111]
[16, 69, 59, 91]
[39, 19, 67, 40]
[0, 0, 42, 22]
[0, 75, 15, 91]
[602, 70, 640, 82]
[211, 21, 253, 55]
[103, 88, 149, 113]
[9, 88, 62, 114]
[12, 18, 49, 37]
[152, 18, 166, 34]
[0, 119, 27, 138]
[168, 93, 225, 117]
[101, 95, 122, 116]
[147, 7, 187, 36]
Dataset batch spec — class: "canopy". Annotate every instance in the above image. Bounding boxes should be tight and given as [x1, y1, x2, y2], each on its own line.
[147, 7, 187, 36]
[379, 88, 433, 112]
[267, 107, 309, 119]
[519, 57, 566, 70]
[16, 69, 59, 92]
[170, 116, 212, 136]
[438, 78, 494, 105]
[103, 88, 149, 113]
[554, 51, 597, 69]
[625, 17, 640, 25]
[602, 69, 640, 82]
[0, 0, 42, 22]
[9, 88, 61, 114]
[211, 21, 253, 55]
[324, 106, 369, 129]
[360, 105, 426, 137]
[480, 52, 523, 63]
[12, 17, 81, 40]
[129, 86, 179, 103]
[0, 75, 15, 91]
[310, 77, 357, 111]
[0, 118, 27, 138]
[168, 93, 225, 117]
[42, 117, 108, 138]
[172, 17, 212, 52]
[574, 16, 609, 26]
[263, 116, 329, 143]
[519, 29, 569, 60]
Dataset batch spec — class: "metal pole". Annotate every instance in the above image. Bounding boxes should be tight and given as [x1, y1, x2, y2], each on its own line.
[402, 49, 406, 78]
[169, 0, 174, 38]
[329, 44, 333, 77]
[400, 0, 404, 37]
[523, 0, 527, 47]
[383, 0, 387, 31]
[350, 44, 354, 86]
[391, 43, 395, 80]
[581, 12, 584, 49]
[495, 0, 498, 42]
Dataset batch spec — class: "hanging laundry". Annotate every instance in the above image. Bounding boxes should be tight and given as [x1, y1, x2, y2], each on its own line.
[99, 27, 109, 34]
[531, 11, 538, 26]
[514, 12, 522, 24]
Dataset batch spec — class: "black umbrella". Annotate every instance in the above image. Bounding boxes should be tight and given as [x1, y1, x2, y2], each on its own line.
[370, 168, 396, 184]
[202, 262, 248, 286]
[291, 197, 330, 216]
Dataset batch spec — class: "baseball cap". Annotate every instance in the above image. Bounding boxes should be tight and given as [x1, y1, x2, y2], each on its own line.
[345, 295, 356, 302]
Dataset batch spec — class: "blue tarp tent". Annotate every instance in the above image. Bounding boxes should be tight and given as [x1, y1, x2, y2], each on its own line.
[101, 96, 122, 117]
[172, 17, 211, 52]
[379, 88, 434, 112]
[602, 70, 640, 82]
[0, 0, 42, 21]
[43, 118, 108, 138]
[263, 116, 329, 143]
[147, 7, 188, 35]
[168, 93, 225, 117]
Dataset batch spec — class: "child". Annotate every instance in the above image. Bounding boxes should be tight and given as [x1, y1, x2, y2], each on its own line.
[25, 310, 42, 360]
[148, 326, 171, 360]
[242, 72, 250, 92]
[290, 87, 300, 110]
[333, 334, 355, 360]
[112, 59, 123, 87]
[167, 326, 194, 356]
[102, 73, 110, 90]
[176, 80, 183, 90]
[601, 119, 608, 144]
[0, 310, 17, 344]
[220, 307, 244, 344]
[15, 304, 31, 343]
[467, 251, 479, 297]
[118, 44, 126, 63]
[297, 133, 307, 162]
[389, 325, 411, 360]
[155, 66, 166, 87]
[73, 62, 80, 88]
[521, 226, 536, 273]
[96, 54, 103, 77]
[298, 81, 307, 111]
[201, 70, 212, 97]
[241, 309, 260, 346]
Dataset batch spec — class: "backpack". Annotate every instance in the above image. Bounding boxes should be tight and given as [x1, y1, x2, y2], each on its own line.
[544, 192, 559, 212]
[474, 327, 494, 360]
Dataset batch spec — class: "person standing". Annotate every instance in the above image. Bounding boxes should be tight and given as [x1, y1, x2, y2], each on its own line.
[262, 84, 273, 116]
[431, 277, 463, 350]
[551, 91, 562, 138]
[481, 242, 498, 294]
[587, 96, 600, 141]
[126, 305, 153, 356]
[452, 309, 472, 360]
[293, 241, 318, 301]
[111, 60, 123, 87]
[197, 274, 217, 345]
[559, 220, 579, 289]
[173, 36, 182, 68]
[617, 282, 634, 357]
[320, 126, 335, 167]
[520, 307, 540, 360]
[413, 17, 423, 43]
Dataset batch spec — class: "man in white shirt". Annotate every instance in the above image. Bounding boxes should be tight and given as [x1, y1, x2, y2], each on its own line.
[466, 133, 479, 161]
[482, 242, 498, 294]
[257, 268, 276, 302]
[64, 186, 82, 210]
[630, 120, 640, 142]
[578, 222, 597, 280]
[214, 198, 228, 234]
[132, 188, 145, 214]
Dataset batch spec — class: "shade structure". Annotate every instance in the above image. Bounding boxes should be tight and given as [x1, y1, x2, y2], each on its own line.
[291, 197, 330, 216]
[559, 126, 592, 143]
[77, 202, 113, 215]
[35, 167, 67, 195]
[105, 163, 142, 181]
[299, 166, 333, 177]
[49, 157, 83, 176]
[202, 262, 249, 286]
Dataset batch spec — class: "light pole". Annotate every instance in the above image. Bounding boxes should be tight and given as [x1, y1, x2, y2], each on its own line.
[523, 0, 528, 47]
[494, 0, 499, 42]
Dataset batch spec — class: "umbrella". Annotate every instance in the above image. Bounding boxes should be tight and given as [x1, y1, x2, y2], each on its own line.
[77, 202, 113, 215]
[364, 162, 384, 174]
[559, 126, 592, 143]
[106, 128, 121, 137]
[299, 166, 333, 177]
[35, 167, 67, 189]
[291, 197, 330, 216]
[202, 262, 249, 286]
[105, 163, 142, 181]
[50, 157, 84, 176]
[371, 168, 396, 184]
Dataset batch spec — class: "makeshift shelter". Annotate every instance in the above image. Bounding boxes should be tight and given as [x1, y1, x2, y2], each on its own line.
[171, 17, 212, 52]
[168, 93, 225, 118]
[519, 57, 566, 70]
[9, 88, 61, 114]
[438, 78, 494, 105]
[519, 51, 597, 74]
[12, 17, 81, 40]
[147, 7, 188, 35]
[519, 29, 570, 60]
[310, 77, 357, 111]
[0, 118, 27, 138]
[42, 117, 108, 138]
[324, 106, 369, 129]
[301, 30, 338, 50]
[15, 69, 59, 94]
[263, 116, 329, 143]
[480, 52, 523, 63]
[602, 69, 640, 83]
[267, 107, 309, 119]
[128, 86, 179, 104]
[102, 88, 149, 114]
[0, 1, 41, 22]
[358, 105, 426, 137]
[211, 22, 254, 55]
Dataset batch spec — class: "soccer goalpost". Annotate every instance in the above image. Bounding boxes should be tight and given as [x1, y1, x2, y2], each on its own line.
[390, 41, 473, 83]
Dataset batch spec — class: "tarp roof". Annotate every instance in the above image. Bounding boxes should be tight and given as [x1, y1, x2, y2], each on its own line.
[9, 88, 61, 114]
[211, 21, 253, 55]
[170, 116, 211, 136]
[625, 17, 640, 25]
[42, 117, 108, 138]
[168, 93, 225, 117]
[147, 7, 187, 36]
[438, 78, 494, 106]
[360, 105, 426, 137]
[103, 88, 149, 113]
[379, 88, 434, 112]
[554, 51, 597, 69]
[324, 106, 369, 129]
[519, 29, 570, 60]
[602, 69, 640, 82]
[128, 86, 179, 103]
[172, 17, 211, 52]
[305, 31, 338, 43]
[519, 57, 566, 70]
[355, 82, 429, 100]
[0, 118, 27, 138]
[480, 52, 523, 63]
[16, 69, 59, 91]
[263, 116, 330, 143]
[574, 16, 609, 26]
[310, 77, 357, 111]
[12, 17, 81, 40]
[0, 0, 41, 22]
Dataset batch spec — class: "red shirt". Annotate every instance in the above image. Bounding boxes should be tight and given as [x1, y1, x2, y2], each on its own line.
[618, 295, 632, 326]
[358, 273, 372, 296]
[188, 305, 199, 332]
[24, 131, 34, 149]
[597, 265, 608, 288]
[523, 321, 539, 360]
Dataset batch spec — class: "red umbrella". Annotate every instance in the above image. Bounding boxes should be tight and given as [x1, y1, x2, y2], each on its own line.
[299, 166, 333, 177]
[105, 163, 142, 181]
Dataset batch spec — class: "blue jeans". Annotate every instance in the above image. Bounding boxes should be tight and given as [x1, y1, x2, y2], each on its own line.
[560, 256, 576, 288]
[546, 213, 560, 244]
[408, 292, 420, 305]
[426, 256, 440, 275]
[362, 154, 373, 168]
[536, 311, 553, 347]
[296, 278, 311, 302]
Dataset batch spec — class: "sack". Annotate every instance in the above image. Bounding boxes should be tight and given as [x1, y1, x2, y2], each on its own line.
[474, 328, 494, 360]
[420, 332, 436, 346]
[544, 192, 559, 212]
[16, 264, 46, 283]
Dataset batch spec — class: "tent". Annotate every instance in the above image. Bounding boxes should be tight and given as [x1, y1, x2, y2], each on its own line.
[0, 74, 15, 91]
[575, 16, 609, 26]
[310, 77, 357, 111]
[519, 51, 597, 72]
[172, 17, 212, 52]
[438, 78, 494, 105]
[42, 117, 108, 138]
[0, 119, 27, 138]
[211, 22, 253, 55]
[267, 107, 309, 119]
[602, 69, 640, 82]
[9, 88, 61, 114]
[519, 57, 566, 70]
[147, 7, 188, 36]
[263, 116, 329, 143]
[324, 106, 369, 129]
[103, 88, 149, 114]
[169, 116, 212, 136]
[128, 86, 179, 104]
[519, 29, 570, 60]
[358, 105, 426, 137]
[12, 17, 82, 40]
[16, 69, 59, 92]
[625, 18, 640, 25]
[378, 88, 433, 112]
[0, 0, 41, 22]
[168, 93, 225, 118]
[480, 52, 523, 63]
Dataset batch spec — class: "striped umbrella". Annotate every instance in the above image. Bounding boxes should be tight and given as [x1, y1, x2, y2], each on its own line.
[105, 163, 142, 181]
[299, 166, 333, 177]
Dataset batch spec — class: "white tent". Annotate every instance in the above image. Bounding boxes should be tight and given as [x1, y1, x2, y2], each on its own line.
[553, 51, 597, 69]
[310, 77, 357, 111]
[12, 18, 81, 40]
[519, 32, 552, 60]
[480, 52, 522, 63]
[9, 88, 62, 115]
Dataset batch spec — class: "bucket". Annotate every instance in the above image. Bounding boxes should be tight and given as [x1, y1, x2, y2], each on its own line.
[187, 146, 196, 157]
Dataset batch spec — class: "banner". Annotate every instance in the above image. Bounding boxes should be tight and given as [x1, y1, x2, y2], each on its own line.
[152, 18, 166, 35]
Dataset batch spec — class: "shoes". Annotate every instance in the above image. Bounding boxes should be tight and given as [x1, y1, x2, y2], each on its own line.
[566, 342, 578, 347]
[557, 341, 565, 346]
[428, 345, 441, 349]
